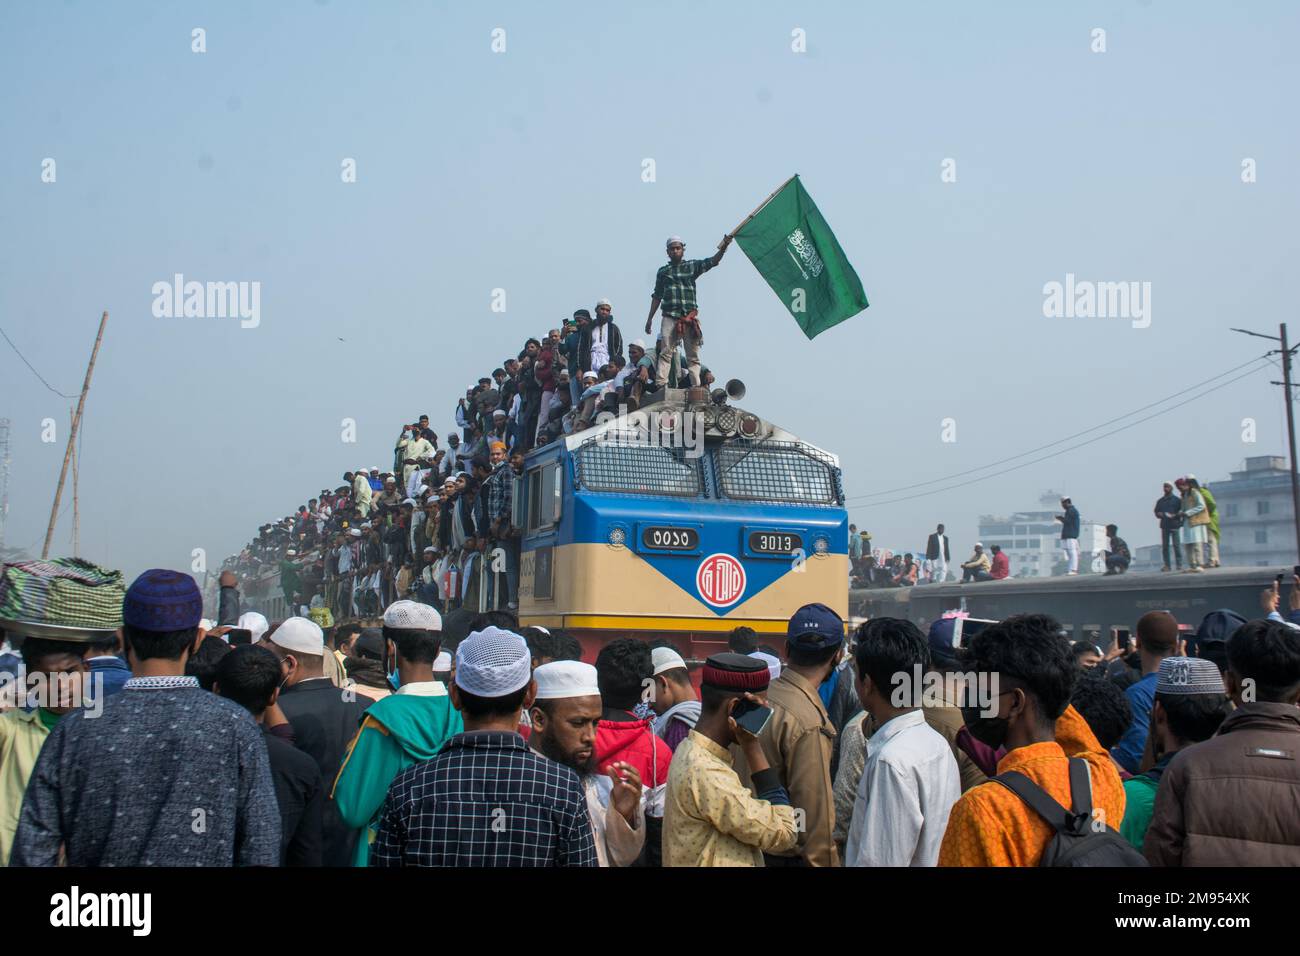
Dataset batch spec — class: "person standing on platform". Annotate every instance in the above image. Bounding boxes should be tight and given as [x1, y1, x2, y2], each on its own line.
[644, 235, 731, 389]
[926, 524, 950, 583]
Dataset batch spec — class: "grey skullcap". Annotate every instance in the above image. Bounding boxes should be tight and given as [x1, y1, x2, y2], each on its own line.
[1156, 656, 1226, 696]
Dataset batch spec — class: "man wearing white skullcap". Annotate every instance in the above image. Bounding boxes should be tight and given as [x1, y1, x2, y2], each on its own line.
[649, 646, 701, 752]
[268, 615, 371, 867]
[238, 611, 270, 645]
[371, 627, 598, 867]
[333, 600, 463, 866]
[530, 661, 645, 867]
[645, 230, 733, 388]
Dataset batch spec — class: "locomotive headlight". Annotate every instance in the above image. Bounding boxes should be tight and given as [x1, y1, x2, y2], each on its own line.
[717, 408, 738, 434]
[738, 413, 760, 437]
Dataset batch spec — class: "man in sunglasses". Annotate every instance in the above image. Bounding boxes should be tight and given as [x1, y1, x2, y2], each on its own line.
[265, 617, 370, 867]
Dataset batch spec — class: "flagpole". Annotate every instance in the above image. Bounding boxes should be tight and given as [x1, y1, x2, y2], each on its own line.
[722, 173, 799, 246]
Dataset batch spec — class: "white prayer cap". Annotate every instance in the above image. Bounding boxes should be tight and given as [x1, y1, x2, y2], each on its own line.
[401, 498, 417, 506]
[348, 528, 362, 537]
[385, 476, 396, 484]
[531, 625, 551, 636]
[666, 235, 684, 248]
[238, 611, 270, 643]
[974, 542, 984, 548]
[492, 408, 507, 417]
[652, 646, 687, 676]
[596, 298, 612, 308]
[630, 339, 646, 351]
[583, 371, 598, 381]
[286, 549, 297, 557]
[369, 466, 379, 473]
[433, 651, 452, 671]
[272, 616, 324, 656]
[749, 650, 781, 681]
[455, 627, 532, 698]
[533, 661, 600, 700]
[383, 599, 442, 631]
[423, 546, 436, 554]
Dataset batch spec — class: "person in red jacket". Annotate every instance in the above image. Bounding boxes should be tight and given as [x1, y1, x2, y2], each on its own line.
[989, 544, 1010, 580]
[594, 639, 673, 866]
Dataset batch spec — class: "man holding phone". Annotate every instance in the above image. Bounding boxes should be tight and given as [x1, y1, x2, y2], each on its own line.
[663, 654, 798, 867]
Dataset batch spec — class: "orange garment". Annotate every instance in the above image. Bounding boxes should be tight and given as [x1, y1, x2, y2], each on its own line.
[938, 704, 1126, 867]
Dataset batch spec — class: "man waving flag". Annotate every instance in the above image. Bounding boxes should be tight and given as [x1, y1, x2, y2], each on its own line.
[732, 175, 869, 339]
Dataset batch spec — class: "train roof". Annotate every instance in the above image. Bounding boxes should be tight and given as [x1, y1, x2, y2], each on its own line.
[555, 387, 841, 468]
[851, 564, 1295, 605]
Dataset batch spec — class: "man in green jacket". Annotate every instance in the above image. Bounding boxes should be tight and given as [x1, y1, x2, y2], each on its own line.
[332, 600, 462, 866]
[1119, 656, 1228, 852]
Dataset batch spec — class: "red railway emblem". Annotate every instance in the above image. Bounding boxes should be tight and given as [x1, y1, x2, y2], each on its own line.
[697, 553, 746, 608]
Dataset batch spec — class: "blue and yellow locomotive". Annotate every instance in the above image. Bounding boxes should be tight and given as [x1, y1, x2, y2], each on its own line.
[513, 384, 848, 660]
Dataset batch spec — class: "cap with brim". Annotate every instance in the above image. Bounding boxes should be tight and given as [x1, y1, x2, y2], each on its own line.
[786, 602, 845, 650]
[0, 558, 125, 642]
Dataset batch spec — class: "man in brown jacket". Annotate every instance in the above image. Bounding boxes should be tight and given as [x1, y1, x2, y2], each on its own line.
[735, 602, 842, 867]
[1144, 618, 1300, 866]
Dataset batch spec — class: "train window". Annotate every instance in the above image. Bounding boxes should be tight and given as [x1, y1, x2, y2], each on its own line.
[526, 463, 563, 532]
[715, 440, 838, 504]
[574, 441, 702, 497]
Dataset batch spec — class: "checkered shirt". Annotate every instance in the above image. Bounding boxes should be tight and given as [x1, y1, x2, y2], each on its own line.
[371, 730, 597, 867]
[652, 258, 716, 318]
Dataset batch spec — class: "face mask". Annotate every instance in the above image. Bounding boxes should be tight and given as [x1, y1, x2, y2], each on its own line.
[961, 706, 1009, 750]
[388, 668, 401, 692]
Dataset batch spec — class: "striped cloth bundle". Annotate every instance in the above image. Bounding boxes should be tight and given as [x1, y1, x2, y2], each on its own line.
[0, 558, 125, 629]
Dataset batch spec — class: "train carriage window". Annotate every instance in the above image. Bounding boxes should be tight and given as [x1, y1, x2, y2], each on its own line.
[574, 440, 702, 497]
[715, 440, 838, 504]
[526, 462, 563, 532]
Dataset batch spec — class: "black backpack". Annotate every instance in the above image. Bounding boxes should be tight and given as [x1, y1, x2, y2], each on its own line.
[994, 758, 1148, 867]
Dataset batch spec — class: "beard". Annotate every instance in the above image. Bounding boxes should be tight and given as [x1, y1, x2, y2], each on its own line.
[539, 734, 597, 776]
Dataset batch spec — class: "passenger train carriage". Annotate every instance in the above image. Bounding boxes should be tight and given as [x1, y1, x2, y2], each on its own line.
[513, 386, 848, 660]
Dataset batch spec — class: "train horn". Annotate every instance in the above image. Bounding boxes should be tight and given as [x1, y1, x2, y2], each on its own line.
[726, 379, 746, 401]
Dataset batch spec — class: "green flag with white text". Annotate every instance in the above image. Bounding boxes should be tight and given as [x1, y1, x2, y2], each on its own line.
[733, 176, 869, 339]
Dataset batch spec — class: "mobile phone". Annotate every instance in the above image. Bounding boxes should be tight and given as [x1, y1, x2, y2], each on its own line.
[1113, 626, 1131, 653]
[1293, 565, 1300, 579]
[731, 698, 773, 737]
[1277, 573, 1285, 587]
[225, 628, 253, 646]
[953, 617, 997, 648]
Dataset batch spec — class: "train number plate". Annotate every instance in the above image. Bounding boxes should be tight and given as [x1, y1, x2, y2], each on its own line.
[748, 531, 802, 554]
[641, 526, 700, 551]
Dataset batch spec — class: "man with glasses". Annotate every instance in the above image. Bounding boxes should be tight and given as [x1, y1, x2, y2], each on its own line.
[265, 617, 370, 867]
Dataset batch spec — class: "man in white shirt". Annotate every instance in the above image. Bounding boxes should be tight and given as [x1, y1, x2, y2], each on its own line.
[529, 660, 645, 867]
[845, 617, 959, 867]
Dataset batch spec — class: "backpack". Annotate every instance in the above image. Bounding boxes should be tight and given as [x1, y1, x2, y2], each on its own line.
[994, 758, 1148, 867]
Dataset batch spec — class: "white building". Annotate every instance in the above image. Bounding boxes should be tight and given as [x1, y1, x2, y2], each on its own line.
[978, 491, 1109, 578]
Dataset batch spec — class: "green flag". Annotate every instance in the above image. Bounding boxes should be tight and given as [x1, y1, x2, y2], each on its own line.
[733, 176, 868, 339]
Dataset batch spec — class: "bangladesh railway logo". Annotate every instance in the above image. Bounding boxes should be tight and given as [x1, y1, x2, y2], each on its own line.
[697, 553, 746, 608]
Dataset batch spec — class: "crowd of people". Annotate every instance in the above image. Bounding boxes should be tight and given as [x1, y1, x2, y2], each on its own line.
[850, 476, 1222, 588]
[219, 235, 735, 624]
[2, 557, 1297, 869]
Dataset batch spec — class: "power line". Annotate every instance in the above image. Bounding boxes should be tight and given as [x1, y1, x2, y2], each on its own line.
[0, 325, 77, 399]
[847, 353, 1272, 503]
[852, 361, 1268, 509]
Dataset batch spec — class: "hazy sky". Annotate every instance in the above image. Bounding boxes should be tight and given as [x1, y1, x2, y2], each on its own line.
[2, 0, 1298, 582]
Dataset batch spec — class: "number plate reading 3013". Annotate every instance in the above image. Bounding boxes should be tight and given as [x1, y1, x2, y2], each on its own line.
[642, 527, 699, 550]
[749, 531, 802, 554]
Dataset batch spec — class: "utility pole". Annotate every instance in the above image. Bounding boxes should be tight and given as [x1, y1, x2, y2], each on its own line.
[0, 418, 10, 557]
[42, 311, 107, 559]
[1231, 322, 1300, 563]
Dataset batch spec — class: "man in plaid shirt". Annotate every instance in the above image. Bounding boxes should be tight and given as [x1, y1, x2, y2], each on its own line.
[482, 441, 518, 609]
[371, 626, 597, 867]
[644, 233, 732, 389]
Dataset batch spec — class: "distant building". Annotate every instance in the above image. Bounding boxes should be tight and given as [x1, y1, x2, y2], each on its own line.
[979, 491, 1108, 578]
[1210, 456, 1296, 567]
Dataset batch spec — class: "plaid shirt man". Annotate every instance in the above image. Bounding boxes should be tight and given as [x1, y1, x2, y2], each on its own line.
[484, 461, 512, 533]
[371, 731, 597, 867]
[653, 258, 716, 319]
